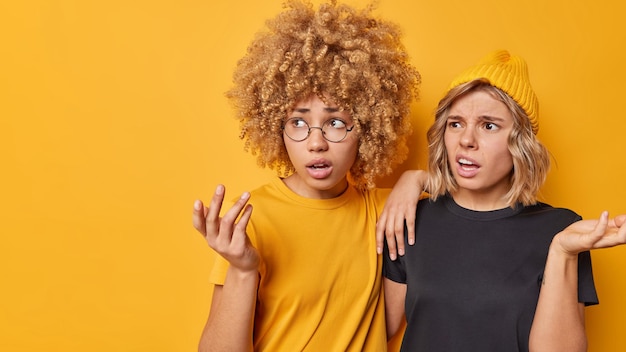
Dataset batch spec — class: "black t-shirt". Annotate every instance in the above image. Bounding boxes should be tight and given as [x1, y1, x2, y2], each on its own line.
[383, 195, 598, 352]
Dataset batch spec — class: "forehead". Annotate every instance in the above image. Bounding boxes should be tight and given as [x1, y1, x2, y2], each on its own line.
[292, 93, 337, 108]
[448, 90, 512, 121]
[289, 94, 351, 117]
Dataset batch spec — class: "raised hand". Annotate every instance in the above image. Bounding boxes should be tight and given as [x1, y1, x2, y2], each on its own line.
[554, 211, 626, 256]
[193, 185, 260, 273]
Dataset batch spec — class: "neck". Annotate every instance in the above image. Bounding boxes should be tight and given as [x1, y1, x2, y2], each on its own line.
[449, 189, 509, 211]
[282, 175, 349, 199]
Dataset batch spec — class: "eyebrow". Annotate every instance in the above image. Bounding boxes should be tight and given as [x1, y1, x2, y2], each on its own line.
[447, 114, 506, 122]
[480, 115, 506, 122]
[293, 107, 341, 113]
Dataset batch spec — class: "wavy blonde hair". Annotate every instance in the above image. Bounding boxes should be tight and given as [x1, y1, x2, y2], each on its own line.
[427, 79, 550, 206]
[226, 0, 420, 189]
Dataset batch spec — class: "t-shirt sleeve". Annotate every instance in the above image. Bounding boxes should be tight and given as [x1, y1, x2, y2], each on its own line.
[569, 213, 599, 306]
[578, 250, 599, 306]
[382, 240, 407, 284]
[208, 253, 230, 286]
[370, 187, 392, 217]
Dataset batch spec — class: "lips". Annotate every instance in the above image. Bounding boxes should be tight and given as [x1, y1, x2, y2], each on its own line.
[455, 156, 480, 177]
[308, 162, 329, 169]
[306, 159, 333, 179]
[458, 157, 478, 169]
[307, 158, 331, 168]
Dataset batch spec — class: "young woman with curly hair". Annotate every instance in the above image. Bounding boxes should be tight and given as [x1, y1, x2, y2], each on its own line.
[191, 1, 421, 351]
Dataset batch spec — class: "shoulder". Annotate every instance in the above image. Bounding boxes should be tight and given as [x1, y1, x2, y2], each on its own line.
[363, 187, 391, 203]
[416, 195, 446, 213]
[418, 196, 438, 206]
[512, 202, 582, 233]
[520, 202, 581, 221]
[356, 187, 392, 218]
[247, 178, 294, 203]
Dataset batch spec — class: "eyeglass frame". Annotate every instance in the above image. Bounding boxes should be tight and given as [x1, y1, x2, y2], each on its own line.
[281, 117, 355, 143]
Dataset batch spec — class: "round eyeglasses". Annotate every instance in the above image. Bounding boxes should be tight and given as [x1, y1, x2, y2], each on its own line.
[282, 118, 354, 143]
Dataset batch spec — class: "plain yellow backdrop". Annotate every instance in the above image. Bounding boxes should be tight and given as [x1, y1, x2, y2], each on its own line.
[1, 0, 625, 351]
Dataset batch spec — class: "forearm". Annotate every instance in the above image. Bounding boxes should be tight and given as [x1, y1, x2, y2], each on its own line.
[199, 268, 259, 352]
[529, 241, 586, 352]
[399, 169, 428, 194]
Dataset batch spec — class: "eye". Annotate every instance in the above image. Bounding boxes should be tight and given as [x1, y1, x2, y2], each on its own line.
[447, 121, 461, 129]
[327, 118, 347, 129]
[484, 122, 499, 131]
[288, 118, 308, 129]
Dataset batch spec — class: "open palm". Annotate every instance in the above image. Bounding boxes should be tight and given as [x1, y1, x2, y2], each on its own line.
[555, 212, 626, 256]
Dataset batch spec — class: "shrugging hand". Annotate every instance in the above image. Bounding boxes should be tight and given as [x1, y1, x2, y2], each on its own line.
[554, 211, 626, 256]
[193, 185, 260, 273]
[376, 170, 428, 260]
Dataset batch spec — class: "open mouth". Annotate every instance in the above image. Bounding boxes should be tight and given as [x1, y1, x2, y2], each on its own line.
[459, 158, 474, 166]
[458, 157, 479, 170]
[308, 163, 329, 169]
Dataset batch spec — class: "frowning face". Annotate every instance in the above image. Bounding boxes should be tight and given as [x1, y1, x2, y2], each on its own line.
[444, 90, 514, 209]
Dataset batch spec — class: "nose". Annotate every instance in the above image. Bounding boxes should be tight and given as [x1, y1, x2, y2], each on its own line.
[459, 127, 476, 149]
[307, 127, 328, 151]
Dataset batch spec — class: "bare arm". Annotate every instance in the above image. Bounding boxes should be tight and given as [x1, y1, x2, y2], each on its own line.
[193, 185, 260, 352]
[376, 170, 428, 260]
[529, 246, 587, 352]
[199, 275, 258, 352]
[529, 212, 626, 352]
[383, 278, 407, 339]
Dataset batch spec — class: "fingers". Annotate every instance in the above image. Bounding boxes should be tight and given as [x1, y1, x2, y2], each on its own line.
[192, 184, 249, 246]
[599, 211, 609, 227]
[376, 205, 409, 260]
[385, 231, 399, 261]
[212, 191, 251, 245]
[206, 184, 227, 229]
[591, 211, 609, 236]
[375, 216, 386, 255]
[557, 211, 626, 254]
[192, 199, 207, 235]
[193, 185, 226, 237]
[390, 207, 413, 258]
[615, 215, 626, 243]
[231, 203, 253, 248]
[380, 209, 399, 260]
[393, 218, 405, 258]
[584, 211, 610, 248]
[405, 208, 416, 246]
[593, 211, 626, 249]
[614, 214, 626, 227]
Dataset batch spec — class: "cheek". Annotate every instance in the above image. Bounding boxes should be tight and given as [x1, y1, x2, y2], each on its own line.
[443, 133, 454, 151]
[283, 138, 302, 163]
[347, 133, 359, 153]
[341, 138, 359, 168]
[494, 143, 514, 169]
[347, 141, 359, 163]
[443, 137, 455, 160]
[283, 139, 295, 155]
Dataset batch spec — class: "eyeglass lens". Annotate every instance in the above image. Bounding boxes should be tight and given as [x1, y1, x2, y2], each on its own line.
[283, 118, 351, 142]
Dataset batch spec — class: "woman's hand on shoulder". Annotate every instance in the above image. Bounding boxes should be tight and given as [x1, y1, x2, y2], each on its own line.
[193, 185, 260, 273]
[376, 170, 427, 260]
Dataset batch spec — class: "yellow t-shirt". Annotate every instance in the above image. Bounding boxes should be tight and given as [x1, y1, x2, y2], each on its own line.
[209, 178, 390, 351]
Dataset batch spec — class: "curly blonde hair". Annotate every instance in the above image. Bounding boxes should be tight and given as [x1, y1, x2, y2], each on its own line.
[226, 0, 420, 189]
[427, 79, 550, 206]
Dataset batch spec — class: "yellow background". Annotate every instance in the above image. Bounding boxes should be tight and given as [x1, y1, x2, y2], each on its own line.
[1, 0, 625, 351]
